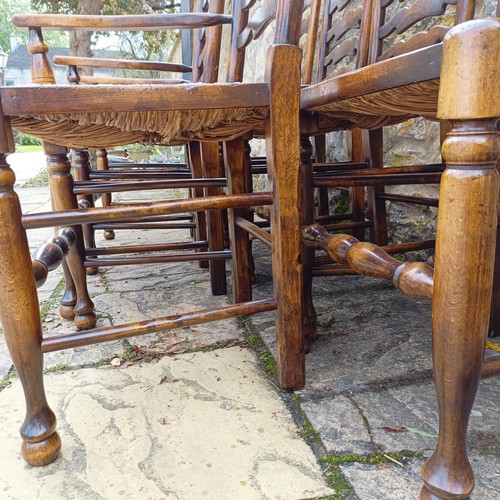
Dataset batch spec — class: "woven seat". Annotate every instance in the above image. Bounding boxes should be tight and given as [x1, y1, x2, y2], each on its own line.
[12, 101, 268, 148]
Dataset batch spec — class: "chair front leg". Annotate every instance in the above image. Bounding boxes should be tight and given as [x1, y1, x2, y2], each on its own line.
[0, 153, 61, 465]
[45, 142, 96, 330]
[421, 19, 500, 500]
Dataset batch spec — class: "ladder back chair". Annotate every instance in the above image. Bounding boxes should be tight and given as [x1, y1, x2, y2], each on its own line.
[300, 1, 500, 497]
[0, 0, 308, 468]
[51, 0, 228, 296]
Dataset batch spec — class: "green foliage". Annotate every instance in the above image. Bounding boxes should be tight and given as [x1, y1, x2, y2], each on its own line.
[0, 0, 67, 52]
[19, 132, 42, 146]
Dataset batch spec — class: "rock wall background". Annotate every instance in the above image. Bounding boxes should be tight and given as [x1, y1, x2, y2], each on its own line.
[176, 0, 497, 257]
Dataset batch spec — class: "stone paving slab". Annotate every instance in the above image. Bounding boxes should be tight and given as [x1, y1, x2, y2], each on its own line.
[302, 379, 500, 497]
[0, 348, 333, 500]
[341, 453, 500, 500]
[1, 167, 499, 499]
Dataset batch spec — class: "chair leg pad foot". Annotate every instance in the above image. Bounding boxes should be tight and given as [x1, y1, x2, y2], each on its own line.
[59, 304, 76, 320]
[74, 312, 97, 330]
[22, 431, 61, 466]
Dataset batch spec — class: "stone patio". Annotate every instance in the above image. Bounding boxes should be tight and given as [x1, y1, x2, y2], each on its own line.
[0, 166, 498, 499]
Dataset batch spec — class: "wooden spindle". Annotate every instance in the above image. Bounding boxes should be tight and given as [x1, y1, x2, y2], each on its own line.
[302, 224, 433, 300]
[27, 27, 56, 84]
[32, 228, 76, 288]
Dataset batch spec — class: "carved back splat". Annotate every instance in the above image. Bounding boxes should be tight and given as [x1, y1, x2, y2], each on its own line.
[372, 0, 475, 62]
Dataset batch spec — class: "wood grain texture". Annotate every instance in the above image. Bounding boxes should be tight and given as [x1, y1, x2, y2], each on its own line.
[53, 55, 192, 73]
[0, 153, 61, 466]
[1, 83, 269, 115]
[421, 19, 500, 500]
[266, 43, 305, 390]
[12, 13, 232, 31]
[45, 146, 97, 330]
[302, 224, 434, 300]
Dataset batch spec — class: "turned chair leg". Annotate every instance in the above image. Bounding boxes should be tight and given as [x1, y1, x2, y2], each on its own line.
[421, 19, 500, 499]
[45, 142, 97, 330]
[96, 149, 115, 241]
[72, 150, 98, 275]
[0, 153, 61, 465]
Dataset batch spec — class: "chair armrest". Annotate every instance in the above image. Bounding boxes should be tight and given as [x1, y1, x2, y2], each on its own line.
[52, 56, 192, 74]
[12, 12, 232, 31]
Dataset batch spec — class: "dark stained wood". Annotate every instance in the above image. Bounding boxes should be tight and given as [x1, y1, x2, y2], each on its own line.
[45, 145, 97, 330]
[481, 355, 500, 378]
[225, 137, 254, 302]
[0, 84, 270, 115]
[201, 141, 227, 295]
[41, 299, 277, 353]
[0, 153, 61, 466]
[0, 0, 312, 469]
[96, 149, 115, 240]
[86, 250, 231, 267]
[23, 193, 274, 230]
[77, 76, 189, 85]
[86, 241, 208, 256]
[300, 135, 318, 352]
[302, 0, 321, 84]
[72, 150, 98, 275]
[377, 193, 439, 207]
[73, 178, 227, 195]
[32, 228, 76, 287]
[301, 43, 442, 112]
[188, 141, 209, 269]
[266, 43, 305, 389]
[235, 217, 271, 246]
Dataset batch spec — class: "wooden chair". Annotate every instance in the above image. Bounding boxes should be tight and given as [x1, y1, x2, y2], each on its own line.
[300, 1, 500, 497]
[0, 0, 308, 467]
[51, 0, 228, 295]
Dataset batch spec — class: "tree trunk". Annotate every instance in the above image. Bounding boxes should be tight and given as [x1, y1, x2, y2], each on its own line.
[69, 0, 102, 75]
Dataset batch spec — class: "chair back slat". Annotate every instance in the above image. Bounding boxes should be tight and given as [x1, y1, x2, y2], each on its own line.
[373, 0, 476, 62]
[227, 0, 309, 83]
[192, 0, 225, 83]
[317, 0, 366, 81]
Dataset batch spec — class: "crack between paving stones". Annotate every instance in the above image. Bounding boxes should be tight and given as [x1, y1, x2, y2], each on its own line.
[346, 394, 374, 449]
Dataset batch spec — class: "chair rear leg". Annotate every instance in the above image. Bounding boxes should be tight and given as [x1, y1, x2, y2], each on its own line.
[72, 150, 98, 275]
[266, 44, 305, 390]
[201, 141, 227, 296]
[0, 153, 61, 466]
[96, 149, 115, 240]
[301, 135, 318, 352]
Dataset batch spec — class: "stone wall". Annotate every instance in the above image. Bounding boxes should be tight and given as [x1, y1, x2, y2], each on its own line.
[177, 0, 497, 254]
